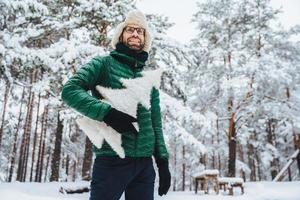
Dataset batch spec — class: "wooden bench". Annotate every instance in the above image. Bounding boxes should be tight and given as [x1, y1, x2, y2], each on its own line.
[218, 177, 244, 195]
[194, 169, 219, 194]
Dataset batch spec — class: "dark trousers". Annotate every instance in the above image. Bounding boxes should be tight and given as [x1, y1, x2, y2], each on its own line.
[89, 156, 156, 200]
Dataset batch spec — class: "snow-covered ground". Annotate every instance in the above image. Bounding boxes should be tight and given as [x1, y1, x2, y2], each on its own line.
[0, 181, 300, 200]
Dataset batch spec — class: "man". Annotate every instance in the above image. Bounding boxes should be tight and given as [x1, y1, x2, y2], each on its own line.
[61, 10, 170, 200]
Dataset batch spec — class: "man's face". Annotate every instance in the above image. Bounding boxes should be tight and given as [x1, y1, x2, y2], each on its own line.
[121, 25, 145, 51]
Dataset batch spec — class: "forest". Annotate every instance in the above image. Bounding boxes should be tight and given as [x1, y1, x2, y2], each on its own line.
[0, 0, 300, 193]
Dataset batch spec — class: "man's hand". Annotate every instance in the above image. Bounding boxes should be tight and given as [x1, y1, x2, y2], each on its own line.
[155, 157, 171, 196]
[103, 108, 138, 135]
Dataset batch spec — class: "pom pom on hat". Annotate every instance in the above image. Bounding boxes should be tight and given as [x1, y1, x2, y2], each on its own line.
[111, 10, 152, 52]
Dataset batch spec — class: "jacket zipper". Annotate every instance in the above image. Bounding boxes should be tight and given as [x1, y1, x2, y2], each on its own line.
[134, 135, 137, 157]
[134, 60, 137, 157]
[133, 61, 137, 78]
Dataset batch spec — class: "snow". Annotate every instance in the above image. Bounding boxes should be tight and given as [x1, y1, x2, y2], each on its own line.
[193, 169, 220, 178]
[160, 91, 207, 154]
[218, 177, 244, 184]
[1, 181, 300, 200]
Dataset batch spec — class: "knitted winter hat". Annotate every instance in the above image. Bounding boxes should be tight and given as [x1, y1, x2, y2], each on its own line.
[111, 10, 152, 52]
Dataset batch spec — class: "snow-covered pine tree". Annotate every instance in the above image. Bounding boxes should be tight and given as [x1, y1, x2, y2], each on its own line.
[189, 0, 300, 181]
[0, 0, 137, 182]
[146, 13, 208, 190]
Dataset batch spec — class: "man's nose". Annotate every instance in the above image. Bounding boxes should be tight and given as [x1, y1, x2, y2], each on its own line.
[132, 30, 139, 37]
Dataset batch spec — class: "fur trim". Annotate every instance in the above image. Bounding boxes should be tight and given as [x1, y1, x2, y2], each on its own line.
[76, 68, 164, 158]
[111, 10, 152, 52]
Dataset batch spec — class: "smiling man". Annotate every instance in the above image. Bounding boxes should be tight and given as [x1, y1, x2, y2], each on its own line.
[121, 25, 145, 50]
[61, 10, 170, 200]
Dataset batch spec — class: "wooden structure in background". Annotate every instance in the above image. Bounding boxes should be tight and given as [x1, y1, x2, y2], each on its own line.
[218, 177, 244, 195]
[273, 149, 300, 182]
[194, 169, 219, 194]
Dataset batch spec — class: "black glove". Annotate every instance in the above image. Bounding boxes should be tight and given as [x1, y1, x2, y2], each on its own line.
[103, 108, 138, 135]
[155, 157, 171, 196]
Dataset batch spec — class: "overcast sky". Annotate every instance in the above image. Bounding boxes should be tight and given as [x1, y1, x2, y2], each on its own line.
[136, 0, 300, 43]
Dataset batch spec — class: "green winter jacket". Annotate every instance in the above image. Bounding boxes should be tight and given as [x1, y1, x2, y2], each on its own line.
[61, 45, 169, 160]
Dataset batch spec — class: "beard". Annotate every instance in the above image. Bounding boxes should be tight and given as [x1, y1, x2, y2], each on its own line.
[124, 37, 145, 51]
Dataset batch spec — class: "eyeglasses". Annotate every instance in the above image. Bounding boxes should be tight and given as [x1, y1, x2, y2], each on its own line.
[124, 26, 145, 35]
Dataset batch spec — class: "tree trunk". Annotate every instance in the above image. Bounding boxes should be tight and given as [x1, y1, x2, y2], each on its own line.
[66, 155, 70, 180]
[97, 21, 109, 47]
[200, 153, 207, 166]
[0, 81, 11, 148]
[212, 151, 216, 169]
[247, 138, 256, 181]
[82, 136, 93, 181]
[44, 149, 51, 182]
[30, 93, 41, 181]
[212, 134, 215, 169]
[35, 105, 48, 182]
[228, 112, 236, 177]
[255, 149, 262, 181]
[38, 132, 46, 182]
[238, 143, 244, 163]
[23, 70, 38, 181]
[72, 160, 77, 181]
[238, 144, 246, 181]
[293, 133, 300, 173]
[218, 153, 221, 172]
[23, 90, 35, 181]
[182, 145, 185, 191]
[189, 174, 193, 191]
[173, 137, 177, 191]
[50, 112, 63, 181]
[216, 117, 221, 172]
[288, 167, 292, 181]
[16, 85, 33, 181]
[8, 86, 25, 182]
[16, 70, 37, 181]
[267, 118, 279, 179]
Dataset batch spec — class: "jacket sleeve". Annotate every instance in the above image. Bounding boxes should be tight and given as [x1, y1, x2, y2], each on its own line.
[61, 57, 111, 121]
[151, 87, 169, 160]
